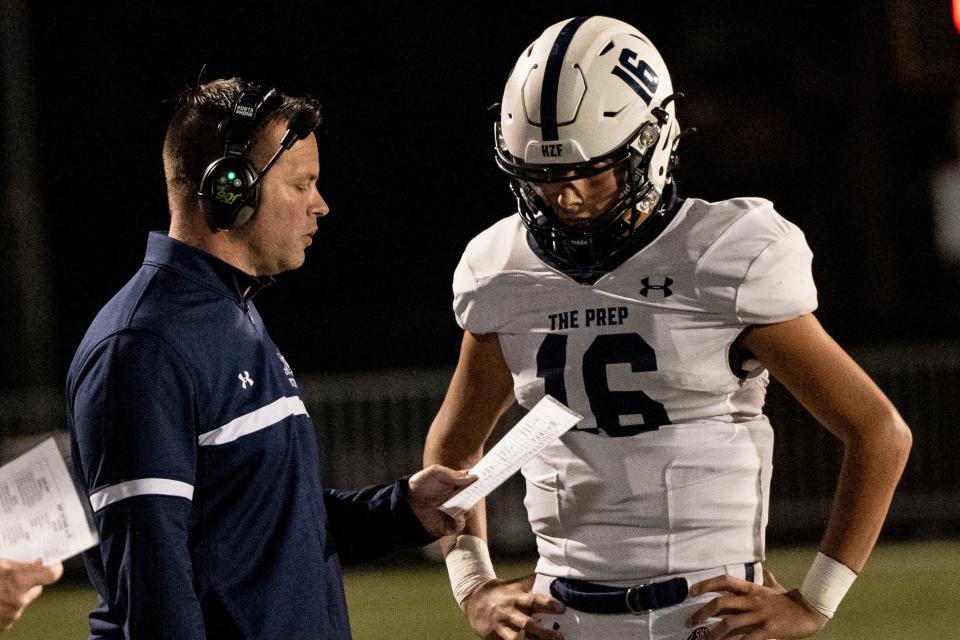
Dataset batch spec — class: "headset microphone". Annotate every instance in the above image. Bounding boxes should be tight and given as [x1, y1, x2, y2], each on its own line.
[281, 106, 322, 149]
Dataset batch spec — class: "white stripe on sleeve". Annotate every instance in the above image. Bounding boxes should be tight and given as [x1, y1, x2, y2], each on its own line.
[89, 478, 194, 512]
[198, 395, 308, 447]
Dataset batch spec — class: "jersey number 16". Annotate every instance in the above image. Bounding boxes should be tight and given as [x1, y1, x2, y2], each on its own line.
[536, 332, 670, 437]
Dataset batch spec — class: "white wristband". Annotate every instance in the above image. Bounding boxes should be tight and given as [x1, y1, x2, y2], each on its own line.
[799, 551, 858, 618]
[445, 535, 497, 607]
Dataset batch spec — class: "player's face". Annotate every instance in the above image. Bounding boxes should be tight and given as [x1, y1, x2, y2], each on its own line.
[240, 124, 329, 276]
[532, 161, 624, 225]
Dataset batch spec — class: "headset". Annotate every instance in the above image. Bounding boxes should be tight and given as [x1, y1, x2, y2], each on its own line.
[198, 82, 321, 230]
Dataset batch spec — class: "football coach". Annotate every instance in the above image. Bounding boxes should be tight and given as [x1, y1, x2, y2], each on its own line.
[66, 78, 474, 639]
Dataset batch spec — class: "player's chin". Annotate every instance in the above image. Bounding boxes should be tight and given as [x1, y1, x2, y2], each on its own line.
[556, 209, 605, 227]
[556, 213, 595, 225]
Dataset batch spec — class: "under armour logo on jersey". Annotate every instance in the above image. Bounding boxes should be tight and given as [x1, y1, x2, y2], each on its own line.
[640, 276, 673, 298]
[238, 371, 254, 389]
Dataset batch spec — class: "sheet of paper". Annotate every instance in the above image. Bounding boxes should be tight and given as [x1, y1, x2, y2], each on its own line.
[440, 395, 582, 517]
[0, 437, 99, 564]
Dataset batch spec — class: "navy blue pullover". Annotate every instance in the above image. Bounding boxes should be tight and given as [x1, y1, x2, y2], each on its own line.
[67, 233, 434, 639]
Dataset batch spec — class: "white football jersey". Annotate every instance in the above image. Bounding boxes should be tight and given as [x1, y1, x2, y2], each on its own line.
[453, 197, 817, 582]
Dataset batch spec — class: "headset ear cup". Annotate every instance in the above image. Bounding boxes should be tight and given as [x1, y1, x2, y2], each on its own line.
[199, 157, 258, 229]
[231, 181, 260, 228]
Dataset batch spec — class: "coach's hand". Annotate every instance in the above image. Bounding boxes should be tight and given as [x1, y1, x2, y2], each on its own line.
[407, 465, 477, 536]
[463, 574, 565, 640]
[0, 558, 64, 631]
[686, 571, 829, 639]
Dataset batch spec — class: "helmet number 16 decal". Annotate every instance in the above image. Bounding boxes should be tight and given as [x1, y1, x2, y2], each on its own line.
[536, 332, 670, 437]
[611, 49, 660, 106]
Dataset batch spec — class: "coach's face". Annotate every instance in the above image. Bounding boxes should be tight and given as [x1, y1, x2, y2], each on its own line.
[239, 122, 329, 276]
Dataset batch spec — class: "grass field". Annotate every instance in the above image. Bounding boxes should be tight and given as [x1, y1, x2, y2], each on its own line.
[9, 540, 960, 639]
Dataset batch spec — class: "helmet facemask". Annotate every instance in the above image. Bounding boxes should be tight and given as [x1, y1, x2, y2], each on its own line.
[496, 118, 673, 273]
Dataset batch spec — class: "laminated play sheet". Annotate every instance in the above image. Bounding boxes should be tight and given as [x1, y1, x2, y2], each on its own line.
[440, 395, 581, 517]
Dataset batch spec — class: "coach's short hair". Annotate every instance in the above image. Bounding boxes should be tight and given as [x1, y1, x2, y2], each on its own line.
[162, 77, 320, 211]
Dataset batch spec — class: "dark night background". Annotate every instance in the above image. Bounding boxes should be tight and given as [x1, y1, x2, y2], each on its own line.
[2, 0, 959, 391]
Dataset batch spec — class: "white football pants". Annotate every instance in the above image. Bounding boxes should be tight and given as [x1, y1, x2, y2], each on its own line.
[532, 562, 763, 640]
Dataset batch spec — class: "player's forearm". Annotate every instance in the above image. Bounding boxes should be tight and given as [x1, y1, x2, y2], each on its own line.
[423, 418, 485, 471]
[423, 331, 515, 472]
[424, 431, 487, 555]
[743, 316, 912, 569]
[819, 409, 912, 571]
[424, 396, 508, 553]
[423, 374, 513, 474]
[427, 419, 498, 601]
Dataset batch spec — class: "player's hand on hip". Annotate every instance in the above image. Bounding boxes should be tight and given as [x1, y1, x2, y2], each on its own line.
[407, 464, 477, 536]
[686, 574, 828, 640]
[463, 575, 565, 640]
[0, 558, 64, 630]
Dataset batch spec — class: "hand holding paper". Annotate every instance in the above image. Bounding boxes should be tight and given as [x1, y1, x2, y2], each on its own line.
[440, 395, 582, 517]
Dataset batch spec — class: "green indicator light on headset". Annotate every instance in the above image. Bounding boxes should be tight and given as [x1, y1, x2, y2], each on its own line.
[227, 171, 237, 181]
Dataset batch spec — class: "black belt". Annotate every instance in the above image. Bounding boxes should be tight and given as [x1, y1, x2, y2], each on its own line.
[549, 576, 688, 615]
[549, 563, 757, 615]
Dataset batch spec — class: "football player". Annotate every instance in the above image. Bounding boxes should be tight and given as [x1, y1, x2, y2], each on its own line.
[424, 16, 912, 640]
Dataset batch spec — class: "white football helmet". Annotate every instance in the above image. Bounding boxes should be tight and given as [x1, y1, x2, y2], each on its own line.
[495, 16, 682, 271]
